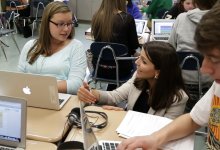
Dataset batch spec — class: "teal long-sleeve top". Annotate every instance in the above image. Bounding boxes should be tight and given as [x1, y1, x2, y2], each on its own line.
[18, 39, 87, 94]
[141, 0, 172, 19]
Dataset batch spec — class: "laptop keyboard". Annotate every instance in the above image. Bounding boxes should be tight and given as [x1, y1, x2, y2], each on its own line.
[101, 142, 118, 150]
[59, 98, 64, 105]
[154, 37, 169, 41]
[0, 146, 15, 150]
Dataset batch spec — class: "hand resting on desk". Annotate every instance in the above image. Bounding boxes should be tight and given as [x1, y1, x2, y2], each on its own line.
[102, 105, 124, 111]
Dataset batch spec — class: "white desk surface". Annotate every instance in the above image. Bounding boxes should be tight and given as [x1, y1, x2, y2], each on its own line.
[26, 140, 57, 150]
[84, 27, 149, 45]
[27, 96, 78, 143]
[65, 97, 195, 150]
[65, 103, 127, 142]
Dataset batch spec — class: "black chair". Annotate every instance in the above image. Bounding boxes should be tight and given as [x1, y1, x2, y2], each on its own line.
[177, 51, 205, 112]
[89, 42, 137, 88]
[31, 1, 45, 37]
[0, 11, 20, 61]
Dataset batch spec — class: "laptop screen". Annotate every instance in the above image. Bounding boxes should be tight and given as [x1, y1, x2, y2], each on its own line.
[0, 96, 26, 149]
[135, 19, 148, 36]
[0, 101, 22, 142]
[153, 19, 175, 36]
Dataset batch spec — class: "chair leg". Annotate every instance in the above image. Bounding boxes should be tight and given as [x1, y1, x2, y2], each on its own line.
[0, 41, 7, 61]
[11, 34, 20, 53]
[32, 21, 36, 38]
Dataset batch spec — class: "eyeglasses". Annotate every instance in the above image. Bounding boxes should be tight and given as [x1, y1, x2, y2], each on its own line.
[49, 20, 74, 29]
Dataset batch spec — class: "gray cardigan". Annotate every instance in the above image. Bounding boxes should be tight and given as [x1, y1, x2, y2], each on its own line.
[98, 73, 188, 120]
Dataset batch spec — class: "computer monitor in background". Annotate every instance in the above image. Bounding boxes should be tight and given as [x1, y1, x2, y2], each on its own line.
[151, 19, 175, 41]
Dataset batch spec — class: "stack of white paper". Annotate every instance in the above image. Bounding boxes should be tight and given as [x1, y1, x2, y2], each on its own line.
[116, 110, 195, 150]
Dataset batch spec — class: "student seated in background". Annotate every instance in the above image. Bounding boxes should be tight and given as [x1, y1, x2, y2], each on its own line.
[18, 1, 87, 94]
[90, 0, 140, 80]
[141, 0, 172, 30]
[126, 0, 142, 19]
[78, 41, 189, 120]
[6, 0, 30, 17]
[141, 0, 173, 19]
[168, 0, 217, 90]
[164, 0, 194, 19]
[117, 3, 220, 149]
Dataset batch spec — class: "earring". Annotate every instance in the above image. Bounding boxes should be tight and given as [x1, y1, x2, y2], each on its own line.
[154, 74, 158, 79]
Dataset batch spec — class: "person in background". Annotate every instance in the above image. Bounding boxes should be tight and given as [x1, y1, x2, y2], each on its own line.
[126, 0, 142, 19]
[91, 0, 139, 81]
[164, 0, 195, 19]
[141, 0, 172, 19]
[168, 0, 217, 98]
[117, 2, 220, 149]
[78, 41, 189, 120]
[18, 1, 87, 94]
[141, 0, 172, 29]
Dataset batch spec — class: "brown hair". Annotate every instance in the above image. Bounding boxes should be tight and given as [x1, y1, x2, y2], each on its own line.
[91, 0, 126, 42]
[134, 41, 187, 110]
[192, 0, 217, 10]
[27, 1, 74, 64]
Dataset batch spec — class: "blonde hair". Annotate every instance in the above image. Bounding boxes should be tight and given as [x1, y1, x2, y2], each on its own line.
[27, 1, 74, 64]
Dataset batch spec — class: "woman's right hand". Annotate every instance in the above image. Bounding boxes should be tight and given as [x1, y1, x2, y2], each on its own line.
[77, 82, 98, 103]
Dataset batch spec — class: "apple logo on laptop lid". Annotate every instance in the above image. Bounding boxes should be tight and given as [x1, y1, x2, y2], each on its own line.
[22, 86, 31, 95]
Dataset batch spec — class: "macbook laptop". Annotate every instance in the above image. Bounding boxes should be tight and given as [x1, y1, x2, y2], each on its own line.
[0, 71, 71, 110]
[151, 19, 175, 41]
[135, 19, 149, 38]
[0, 96, 26, 150]
[80, 102, 120, 150]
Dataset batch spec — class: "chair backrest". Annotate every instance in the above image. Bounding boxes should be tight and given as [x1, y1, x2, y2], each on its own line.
[30, 0, 51, 18]
[90, 42, 129, 60]
[90, 42, 135, 87]
[8, 0, 19, 13]
[177, 51, 204, 112]
[177, 51, 203, 70]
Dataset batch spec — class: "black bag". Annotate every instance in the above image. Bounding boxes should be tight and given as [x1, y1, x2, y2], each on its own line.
[15, 18, 32, 38]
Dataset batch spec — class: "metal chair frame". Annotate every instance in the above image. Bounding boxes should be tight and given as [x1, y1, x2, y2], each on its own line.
[0, 11, 20, 61]
[7, 1, 20, 33]
[90, 42, 137, 88]
[180, 54, 202, 98]
[31, 1, 45, 37]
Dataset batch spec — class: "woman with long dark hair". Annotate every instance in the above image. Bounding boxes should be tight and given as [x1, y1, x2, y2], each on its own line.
[78, 41, 189, 119]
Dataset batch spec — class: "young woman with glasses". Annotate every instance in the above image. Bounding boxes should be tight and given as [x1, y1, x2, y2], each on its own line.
[18, 1, 87, 94]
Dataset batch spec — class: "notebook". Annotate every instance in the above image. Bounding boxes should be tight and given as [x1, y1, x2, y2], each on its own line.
[80, 102, 120, 150]
[151, 19, 175, 41]
[0, 96, 26, 150]
[0, 71, 71, 110]
[135, 19, 149, 38]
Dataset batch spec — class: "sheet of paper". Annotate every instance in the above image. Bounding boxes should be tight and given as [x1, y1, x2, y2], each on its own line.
[116, 110, 172, 137]
[116, 110, 195, 150]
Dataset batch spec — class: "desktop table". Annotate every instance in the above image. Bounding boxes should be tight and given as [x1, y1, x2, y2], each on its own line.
[27, 95, 79, 143]
[84, 28, 150, 45]
[65, 105, 127, 142]
[65, 97, 195, 150]
[26, 140, 57, 150]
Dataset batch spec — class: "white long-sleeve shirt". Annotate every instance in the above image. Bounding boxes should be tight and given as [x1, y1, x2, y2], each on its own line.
[18, 39, 87, 94]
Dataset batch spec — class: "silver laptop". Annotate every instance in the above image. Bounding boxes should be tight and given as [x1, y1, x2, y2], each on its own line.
[0, 96, 26, 150]
[135, 19, 149, 38]
[151, 19, 175, 41]
[80, 102, 120, 150]
[0, 71, 71, 110]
